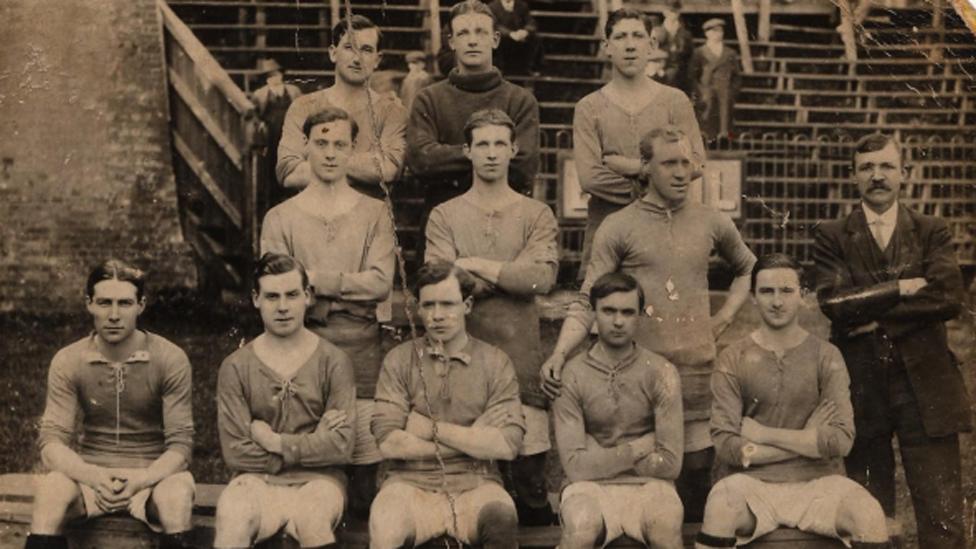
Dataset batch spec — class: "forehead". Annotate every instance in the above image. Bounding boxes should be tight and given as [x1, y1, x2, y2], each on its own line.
[309, 120, 352, 141]
[419, 276, 463, 301]
[596, 288, 640, 308]
[470, 123, 513, 142]
[257, 269, 304, 293]
[451, 12, 494, 31]
[337, 27, 379, 48]
[854, 142, 901, 165]
[755, 267, 800, 287]
[651, 137, 692, 160]
[91, 279, 139, 299]
[610, 17, 648, 35]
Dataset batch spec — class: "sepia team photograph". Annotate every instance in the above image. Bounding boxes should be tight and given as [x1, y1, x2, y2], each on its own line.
[0, 0, 974, 547]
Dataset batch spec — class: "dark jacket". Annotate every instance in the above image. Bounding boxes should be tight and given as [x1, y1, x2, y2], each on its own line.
[812, 204, 971, 438]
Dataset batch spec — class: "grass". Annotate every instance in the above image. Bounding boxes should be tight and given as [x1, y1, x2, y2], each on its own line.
[1, 290, 973, 548]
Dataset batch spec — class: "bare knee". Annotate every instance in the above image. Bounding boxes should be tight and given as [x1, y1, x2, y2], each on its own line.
[701, 475, 754, 537]
[837, 490, 888, 543]
[368, 485, 415, 549]
[560, 494, 605, 548]
[214, 481, 262, 545]
[292, 487, 344, 546]
[150, 474, 194, 527]
[31, 472, 82, 533]
[642, 490, 684, 548]
[476, 501, 518, 548]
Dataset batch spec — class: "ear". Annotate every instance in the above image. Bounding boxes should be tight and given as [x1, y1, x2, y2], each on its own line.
[136, 296, 147, 316]
[373, 50, 384, 69]
[303, 287, 313, 306]
[511, 141, 519, 156]
[252, 290, 261, 309]
[491, 30, 501, 49]
[328, 44, 338, 64]
[463, 143, 472, 160]
[462, 295, 474, 315]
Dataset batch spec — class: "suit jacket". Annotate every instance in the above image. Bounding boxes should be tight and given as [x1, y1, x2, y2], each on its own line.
[812, 204, 971, 438]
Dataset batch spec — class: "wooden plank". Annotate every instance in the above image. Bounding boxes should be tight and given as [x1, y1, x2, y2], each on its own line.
[172, 131, 244, 230]
[168, 67, 244, 170]
[158, 0, 253, 115]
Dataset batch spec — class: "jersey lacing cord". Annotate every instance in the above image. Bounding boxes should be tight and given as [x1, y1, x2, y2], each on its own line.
[112, 363, 126, 446]
[340, 2, 462, 544]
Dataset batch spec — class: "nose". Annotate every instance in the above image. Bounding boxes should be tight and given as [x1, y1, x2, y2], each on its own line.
[108, 303, 121, 321]
[612, 312, 625, 326]
[771, 292, 784, 308]
[276, 297, 288, 312]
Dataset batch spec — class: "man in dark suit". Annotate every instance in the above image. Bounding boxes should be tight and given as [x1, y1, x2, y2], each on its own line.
[812, 133, 971, 549]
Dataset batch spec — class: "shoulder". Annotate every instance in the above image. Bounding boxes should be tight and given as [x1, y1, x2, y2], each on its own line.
[145, 332, 191, 370]
[432, 195, 467, 217]
[575, 90, 604, 111]
[601, 202, 641, 230]
[500, 79, 538, 105]
[219, 344, 255, 379]
[468, 337, 516, 378]
[264, 197, 300, 220]
[715, 336, 756, 373]
[383, 339, 419, 371]
[374, 91, 407, 114]
[416, 79, 451, 100]
[517, 195, 555, 219]
[291, 88, 329, 108]
[814, 215, 848, 238]
[314, 338, 354, 370]
[50, 336, 93, 372]
[904, 206, 949, 233]
[561, 350, 590, 380]
[359, 195, 389, 216]
[805, 335, 845, 366]
[634, 346, 679, 380]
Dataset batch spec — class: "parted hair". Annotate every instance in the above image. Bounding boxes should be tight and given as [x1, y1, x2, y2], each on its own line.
[303, 107, 359, 142]
[331, 14, 382, 49]
[86, 259, 147, 300]
[463, 109, 516, 145]
[589, 272, 645, 311]
[639, 125, 688, 162]
[852, 133, 904, 170]
[414, 261, 478, 301]
[604, 8, 653, 39]
[750, 253, 804, 293]
[448, 0, 496, 33]
[252, 253, 310, 294]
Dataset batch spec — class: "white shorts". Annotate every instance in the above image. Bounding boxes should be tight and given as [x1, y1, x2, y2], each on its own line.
[219, 474, 345, 546]
[521, 404, 551, 456]
[370, 481, 515, 545]
[353, 398, 382, 465]
[79, 471, 195, 533]
[561, 479, 683, 547]
[717, 473, 870, 546]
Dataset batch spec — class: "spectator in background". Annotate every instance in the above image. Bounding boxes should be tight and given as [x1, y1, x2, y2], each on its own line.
[688, 18, 741, 141]
[277, 15, 406, 198]
[251, 58, 303, 208]
[571, 8, 703, 280]
[399, 50, 433, 110]
[488, 0, 543, 75]
[659, 0, 694, 93]
[645, 47, 670, 83]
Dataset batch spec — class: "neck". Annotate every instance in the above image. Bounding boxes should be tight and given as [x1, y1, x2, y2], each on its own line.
[329, 78, 369, 99]
[260, 328, 311, 349]
[863, 200, 897, 216]
[432, 330, 469, 356]
[598, 340, 633, 364]
[307, 176, 352, 198]
[457, 63, 493, 76]
[470, 178, 515, 203]
[707, 38, 723, 47]
[95, 331, 143, 362]
[755, 322, 806, 352]
[642, 186, 685, 210]
[609, 71, 648, 92]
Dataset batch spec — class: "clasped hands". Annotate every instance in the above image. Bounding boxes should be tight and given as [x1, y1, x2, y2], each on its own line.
[86, 466, 151, 514]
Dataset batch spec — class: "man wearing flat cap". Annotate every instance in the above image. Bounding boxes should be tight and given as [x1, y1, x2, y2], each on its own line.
[688, 18, 741, 141]
[251, 58, 303, 207]
[646, 47, 670, 83]
[399, 50, 433, 111]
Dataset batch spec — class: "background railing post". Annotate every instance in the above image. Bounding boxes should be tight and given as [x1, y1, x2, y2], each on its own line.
[429, 0, 442, 59]
[731, 0, 754, 73]
[595, 0, 608, 38]
[331, 0, 341, 40]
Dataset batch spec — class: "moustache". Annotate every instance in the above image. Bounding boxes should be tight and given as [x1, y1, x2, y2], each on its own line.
[868, 181, 891, 191]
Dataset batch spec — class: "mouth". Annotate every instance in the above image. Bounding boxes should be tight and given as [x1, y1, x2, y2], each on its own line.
[274, 317, 293, 323]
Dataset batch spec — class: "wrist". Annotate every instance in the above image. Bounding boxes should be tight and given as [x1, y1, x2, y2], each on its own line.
[741, 442, 756, 468]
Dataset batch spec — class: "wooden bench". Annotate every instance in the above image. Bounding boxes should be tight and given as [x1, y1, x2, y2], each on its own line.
[0, 474, 902, 548]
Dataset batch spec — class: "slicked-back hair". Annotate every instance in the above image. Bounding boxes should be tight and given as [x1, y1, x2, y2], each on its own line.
[86, 259, 146, 300]
[414, 261, 478, 301]
[604, 8, 653, 39]
[589, 272, 645, 311]
[852, 133, 904, 171]
[303, 107, 359, 142]
[253, 253, 310, 294]
[639, 125, 688, 162]
[448, 0, 497, 34]
[331, 14, 382, 49]
[463, 109, 516, 146]
[750, 252, 803, 293]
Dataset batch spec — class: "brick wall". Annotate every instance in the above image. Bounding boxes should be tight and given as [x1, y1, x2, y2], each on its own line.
[0, 0, 195, 313]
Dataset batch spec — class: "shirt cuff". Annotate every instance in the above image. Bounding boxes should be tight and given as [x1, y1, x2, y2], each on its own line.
[312, 271, 343, 298]
[279, 433, 302, 467]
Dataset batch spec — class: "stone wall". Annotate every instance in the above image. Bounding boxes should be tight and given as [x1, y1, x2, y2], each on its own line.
[0, 0, 195, 313]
